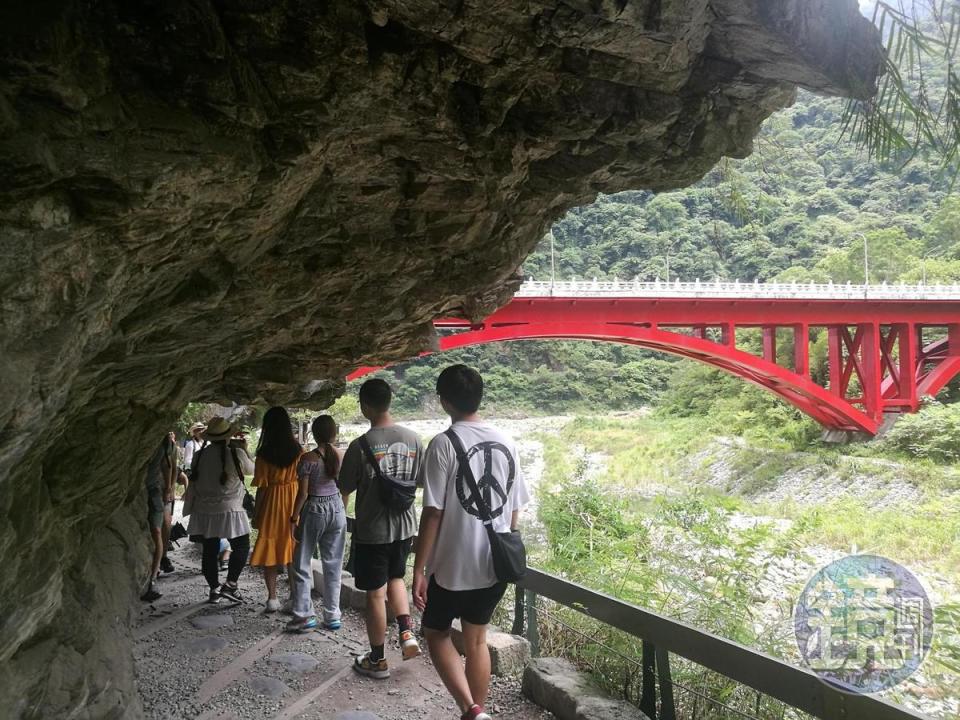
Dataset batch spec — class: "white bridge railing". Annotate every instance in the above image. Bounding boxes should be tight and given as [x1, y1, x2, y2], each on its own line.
[517, 279, 960, 300]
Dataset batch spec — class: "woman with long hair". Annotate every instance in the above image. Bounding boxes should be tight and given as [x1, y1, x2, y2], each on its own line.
[185, 417, 255, 604]
[286, 415, 347, 632]
[250, 406, 303, 612]
[141, 432, 178, 601]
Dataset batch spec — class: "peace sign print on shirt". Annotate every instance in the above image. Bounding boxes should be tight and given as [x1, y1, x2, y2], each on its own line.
[454, 441, 516, 519]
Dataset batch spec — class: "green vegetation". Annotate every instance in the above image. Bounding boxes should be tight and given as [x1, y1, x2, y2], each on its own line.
[354, 342, 674, 416]
[843, 2, 960, 184]
[181, 13, 960, 711]
[370, 82, 960, 422]
[524, 414, 960, 715]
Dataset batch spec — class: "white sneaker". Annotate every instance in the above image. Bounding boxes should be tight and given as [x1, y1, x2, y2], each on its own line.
[265, 598, 281, 613]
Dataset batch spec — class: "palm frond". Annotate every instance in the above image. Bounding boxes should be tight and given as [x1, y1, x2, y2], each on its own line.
[843, 0, 960, 186]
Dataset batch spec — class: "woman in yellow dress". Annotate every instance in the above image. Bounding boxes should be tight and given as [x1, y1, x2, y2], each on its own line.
[250, 406, 303, 612]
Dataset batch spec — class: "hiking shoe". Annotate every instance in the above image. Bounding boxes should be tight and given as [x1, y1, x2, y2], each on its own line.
[140, 583, 162, 602]
[207, 587, 221, 604]
[323, 619, 342, 631]
[353, 652, 390, 679]
[265, 598, 281, 613]
[400, 630, 421, 660]
[219, 583, 243, 604]
[159, 556, 175, 574]
[285, 616, 319, 633]
[461, 706, 492, 720]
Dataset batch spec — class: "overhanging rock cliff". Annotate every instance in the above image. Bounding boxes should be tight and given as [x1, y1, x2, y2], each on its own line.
[0, 1, 881, 717]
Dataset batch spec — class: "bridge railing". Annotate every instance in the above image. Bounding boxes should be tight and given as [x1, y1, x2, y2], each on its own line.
[518, 278, 960, 300]
[513, 569, 932, 720]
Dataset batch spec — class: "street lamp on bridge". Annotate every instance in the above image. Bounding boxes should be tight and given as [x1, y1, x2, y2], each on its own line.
[853, 232, 869, 297]
[921, 249, 943, 286]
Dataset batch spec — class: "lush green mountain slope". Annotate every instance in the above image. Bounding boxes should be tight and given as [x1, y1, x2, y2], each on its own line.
[366, 90, 960, 421]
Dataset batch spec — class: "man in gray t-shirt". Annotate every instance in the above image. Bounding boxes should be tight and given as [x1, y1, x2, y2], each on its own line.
[340, 425, 420, 545]
[340, 379, 423, 679]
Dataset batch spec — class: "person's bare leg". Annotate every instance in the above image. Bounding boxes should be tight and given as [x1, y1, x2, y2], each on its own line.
[149, 527, 163, 579]
[461, 621, 492, 709]
[161, 509, 172, 556]
[365, 584, 387, 647]
[264, 566, 278, 600]
[385, 577, 410, 617]
[425, 628, 473, 712]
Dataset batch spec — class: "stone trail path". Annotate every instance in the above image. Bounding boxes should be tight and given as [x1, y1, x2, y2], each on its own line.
[135, 542, 553, 720]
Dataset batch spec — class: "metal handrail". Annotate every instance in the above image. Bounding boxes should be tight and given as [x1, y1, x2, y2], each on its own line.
[516, 279, 960, 300]
[517, 568, 932, 720]
[342, 523, 930, 719]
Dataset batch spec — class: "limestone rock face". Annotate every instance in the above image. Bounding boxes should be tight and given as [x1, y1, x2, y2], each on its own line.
[0, 1, 880, 717]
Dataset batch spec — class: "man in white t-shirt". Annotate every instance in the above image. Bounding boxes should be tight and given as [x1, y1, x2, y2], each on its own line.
[182, 422, 206, 474]
[413, 365, 530, 720]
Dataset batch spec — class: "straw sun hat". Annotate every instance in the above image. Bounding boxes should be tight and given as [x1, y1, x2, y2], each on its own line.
[201, 417, 236, 441]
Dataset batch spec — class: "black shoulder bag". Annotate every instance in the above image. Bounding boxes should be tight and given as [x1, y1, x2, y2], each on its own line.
[358, 435, 416, 513]
[228, 446, 256, 520]
[443, 428, 526, 583]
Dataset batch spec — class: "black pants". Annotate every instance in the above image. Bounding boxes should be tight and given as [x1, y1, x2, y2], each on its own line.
[201, 534, 249, 589]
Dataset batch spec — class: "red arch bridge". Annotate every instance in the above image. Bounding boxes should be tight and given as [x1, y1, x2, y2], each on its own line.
[348, 279, 960, 435]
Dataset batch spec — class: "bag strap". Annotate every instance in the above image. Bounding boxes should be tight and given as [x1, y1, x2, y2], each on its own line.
[358, 435, 381, 480]
[359, 435, 394, 527]
[229, 446, 246, 483]
[191, 443, 207, 474]
[444, 428, 496, 528]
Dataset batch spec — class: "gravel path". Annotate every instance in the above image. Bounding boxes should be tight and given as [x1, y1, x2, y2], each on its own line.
[135, 542, 553, 720]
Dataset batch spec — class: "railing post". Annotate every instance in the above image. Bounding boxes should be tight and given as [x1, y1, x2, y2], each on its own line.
[793, 323, 809, 377]
[762, 326, 777, 363]
[640, 640, 657, 718]
[511, 583, 525, 636]
[525, 589, 540, 657]
[861, 322, 881, 420]
[656, 647, 676, 720]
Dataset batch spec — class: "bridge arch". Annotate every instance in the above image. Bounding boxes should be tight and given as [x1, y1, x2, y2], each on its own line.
[349, 323, 881, 434]
[348, 284, 960, 436]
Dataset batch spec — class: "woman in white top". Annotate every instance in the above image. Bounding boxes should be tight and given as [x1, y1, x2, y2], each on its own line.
[186, 417, 254, 604]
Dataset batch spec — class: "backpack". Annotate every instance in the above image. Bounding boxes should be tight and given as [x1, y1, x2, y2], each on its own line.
[358, 435, 416, 513]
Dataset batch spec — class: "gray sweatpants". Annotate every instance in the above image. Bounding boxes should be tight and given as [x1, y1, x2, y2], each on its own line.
[292, 494, 347, 622]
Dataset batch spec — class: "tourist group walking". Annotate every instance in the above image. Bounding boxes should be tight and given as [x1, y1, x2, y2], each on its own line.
[142, 364, 528, 720]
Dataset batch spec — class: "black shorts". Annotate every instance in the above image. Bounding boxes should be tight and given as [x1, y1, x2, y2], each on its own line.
[421, 575, 508, 631]
[354, 538, 413, 591]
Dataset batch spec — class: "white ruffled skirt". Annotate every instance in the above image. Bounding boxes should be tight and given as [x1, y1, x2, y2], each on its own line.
[187, 510, 250, 540]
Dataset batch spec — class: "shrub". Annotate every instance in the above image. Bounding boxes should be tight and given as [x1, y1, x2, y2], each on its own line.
[882, 399, 960, 462]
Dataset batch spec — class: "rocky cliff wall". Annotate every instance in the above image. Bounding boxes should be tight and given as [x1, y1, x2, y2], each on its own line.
[0, 1, 881, 717]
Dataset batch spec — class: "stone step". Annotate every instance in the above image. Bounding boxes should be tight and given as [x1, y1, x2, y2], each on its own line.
[523, 657, 650, 720]
[450, 619, 531, 677]
[310, 560, 398, 620]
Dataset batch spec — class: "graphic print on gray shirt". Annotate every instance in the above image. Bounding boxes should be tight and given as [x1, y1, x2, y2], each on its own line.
[339, 425, 423, 545]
